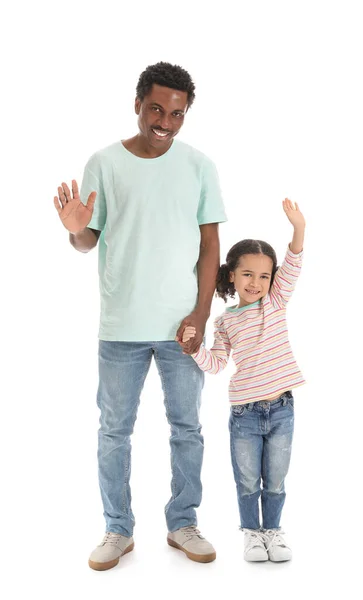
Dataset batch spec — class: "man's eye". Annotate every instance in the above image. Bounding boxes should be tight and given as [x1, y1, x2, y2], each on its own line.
[173, 113, 183, 118]
[152, 107, 161, 112]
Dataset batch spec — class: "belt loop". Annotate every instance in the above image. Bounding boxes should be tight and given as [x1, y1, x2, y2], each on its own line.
[248, 402, 254, 411]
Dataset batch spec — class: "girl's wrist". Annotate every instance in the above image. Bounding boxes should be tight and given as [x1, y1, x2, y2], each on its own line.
[293, 223, 305, 233]
[289, 238, 304, 254]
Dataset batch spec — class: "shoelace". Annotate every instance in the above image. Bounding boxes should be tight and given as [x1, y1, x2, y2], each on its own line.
[244, 529, 267, 551]
[180, 526, 205, 540]
[263, 529, 288, 552]
[101, 532, 122, 547]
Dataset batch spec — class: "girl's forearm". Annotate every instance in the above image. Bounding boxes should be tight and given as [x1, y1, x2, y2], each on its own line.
[289, 226, 305, 254]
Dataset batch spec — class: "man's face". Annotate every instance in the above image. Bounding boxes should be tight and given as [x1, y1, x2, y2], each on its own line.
[230, 254, 274, 307]
[135, 84, 188, 151]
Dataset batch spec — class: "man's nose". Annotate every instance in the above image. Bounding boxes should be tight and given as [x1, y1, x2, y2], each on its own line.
[159, 114, 171, 130]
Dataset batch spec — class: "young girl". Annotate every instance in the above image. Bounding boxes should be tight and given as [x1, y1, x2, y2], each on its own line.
[181, 199, 305, 562]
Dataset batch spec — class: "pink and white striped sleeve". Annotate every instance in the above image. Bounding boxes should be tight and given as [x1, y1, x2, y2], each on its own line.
[191, 316, 231, 374]
[270, 246, 303, 309]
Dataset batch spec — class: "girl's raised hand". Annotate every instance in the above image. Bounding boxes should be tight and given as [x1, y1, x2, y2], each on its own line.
[282, 198, 305, 230]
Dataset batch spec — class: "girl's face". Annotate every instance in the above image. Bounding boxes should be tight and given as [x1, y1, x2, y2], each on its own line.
[230, 253, 273, 308]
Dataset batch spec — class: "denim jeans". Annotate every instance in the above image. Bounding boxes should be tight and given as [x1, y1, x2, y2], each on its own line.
[229, 391, 294, 530]
[96, 340, 205, 536]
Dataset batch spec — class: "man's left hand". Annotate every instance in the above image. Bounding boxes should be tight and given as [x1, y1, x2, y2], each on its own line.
[175, 310, 208, 355]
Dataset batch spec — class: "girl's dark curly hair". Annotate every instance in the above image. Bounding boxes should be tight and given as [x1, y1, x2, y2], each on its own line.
[216, 239, 278, 302]
[136, 61, 196, 107]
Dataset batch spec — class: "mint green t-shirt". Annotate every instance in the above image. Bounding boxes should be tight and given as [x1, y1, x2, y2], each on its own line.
[80, 139, 227, 341]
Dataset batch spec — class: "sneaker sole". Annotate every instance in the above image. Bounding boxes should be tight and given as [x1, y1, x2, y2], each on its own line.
[88, 542, 134, 571]
[268, 555, 292, 562]
[167, 538, 216, 563]
[244, 554, 269, 562]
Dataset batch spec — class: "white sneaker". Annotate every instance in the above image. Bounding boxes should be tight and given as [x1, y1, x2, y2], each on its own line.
[264, 529, 292, 562]
[243, 529, 268, 562]
[88, 532, 134, 571]
[167, 526, 216, 563]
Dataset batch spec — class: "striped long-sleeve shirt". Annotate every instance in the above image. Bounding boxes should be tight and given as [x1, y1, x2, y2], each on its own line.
[192, 247, 305, 404]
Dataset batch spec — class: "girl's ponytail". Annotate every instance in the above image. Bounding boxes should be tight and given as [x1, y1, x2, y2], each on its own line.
[216, 264, 235, 302]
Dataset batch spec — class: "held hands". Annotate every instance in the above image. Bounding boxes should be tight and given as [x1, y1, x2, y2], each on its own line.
[175, 310, 207, 354]
[182, 326, 197, 343]
[54, 180, 96, 234]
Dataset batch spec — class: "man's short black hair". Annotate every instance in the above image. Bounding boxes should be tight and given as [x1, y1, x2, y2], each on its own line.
[136, 62, 195, 107]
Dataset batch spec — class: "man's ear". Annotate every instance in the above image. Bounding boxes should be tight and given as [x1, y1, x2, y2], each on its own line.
[135, 97, 141, 115]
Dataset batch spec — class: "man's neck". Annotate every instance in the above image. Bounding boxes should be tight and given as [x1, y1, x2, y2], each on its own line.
[122, 134, 173, 158]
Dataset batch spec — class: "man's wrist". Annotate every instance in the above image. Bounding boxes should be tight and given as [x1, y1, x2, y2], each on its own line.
[70, 227, 86, 237]
[194, 306, 210, 320]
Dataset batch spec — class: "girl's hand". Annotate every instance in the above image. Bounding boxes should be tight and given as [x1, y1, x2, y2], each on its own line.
[282, 198, 305, 230]
[182, 326, 196, 343]
[283, 198, 305, 254]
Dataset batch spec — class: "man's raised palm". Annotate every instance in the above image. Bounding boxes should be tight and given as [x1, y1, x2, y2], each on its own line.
[54, 180, 96, 234]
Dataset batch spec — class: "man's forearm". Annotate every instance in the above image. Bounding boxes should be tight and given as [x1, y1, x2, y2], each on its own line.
[195, 238, 220, 317]
[175, 227, 220, 352]
[69, 228, 99, 253]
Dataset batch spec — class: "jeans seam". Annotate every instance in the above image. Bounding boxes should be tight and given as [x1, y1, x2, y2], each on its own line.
[154, 347, 177, 502]
[230, 416, 260, 529]
[121, 353, 153, 515]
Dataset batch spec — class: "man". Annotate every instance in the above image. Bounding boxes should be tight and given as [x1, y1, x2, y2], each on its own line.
[54, 62, 227, 571]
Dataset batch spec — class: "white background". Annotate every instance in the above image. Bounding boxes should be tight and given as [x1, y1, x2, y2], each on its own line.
[1, 1, 362, 598]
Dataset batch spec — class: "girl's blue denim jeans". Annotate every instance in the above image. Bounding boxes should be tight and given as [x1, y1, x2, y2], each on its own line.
[229, 391, 295, 530]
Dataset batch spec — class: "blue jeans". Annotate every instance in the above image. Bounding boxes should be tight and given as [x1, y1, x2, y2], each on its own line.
[96, 340, 205, 536]
[229, 391, 294, 530]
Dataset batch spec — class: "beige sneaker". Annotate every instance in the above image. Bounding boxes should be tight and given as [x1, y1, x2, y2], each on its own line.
[88, 532, 134, 571]
[167, 526, 216, 563]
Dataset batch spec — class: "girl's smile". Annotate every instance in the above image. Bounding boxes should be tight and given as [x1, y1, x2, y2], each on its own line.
[230, 253, 273, 308]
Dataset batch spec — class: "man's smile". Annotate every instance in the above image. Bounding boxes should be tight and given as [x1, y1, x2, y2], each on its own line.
[151, 128, 171, 139]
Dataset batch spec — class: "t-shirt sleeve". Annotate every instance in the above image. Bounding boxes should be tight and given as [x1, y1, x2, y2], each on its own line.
[80, 153, 107, 231]
[197, 157, 227, 225]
